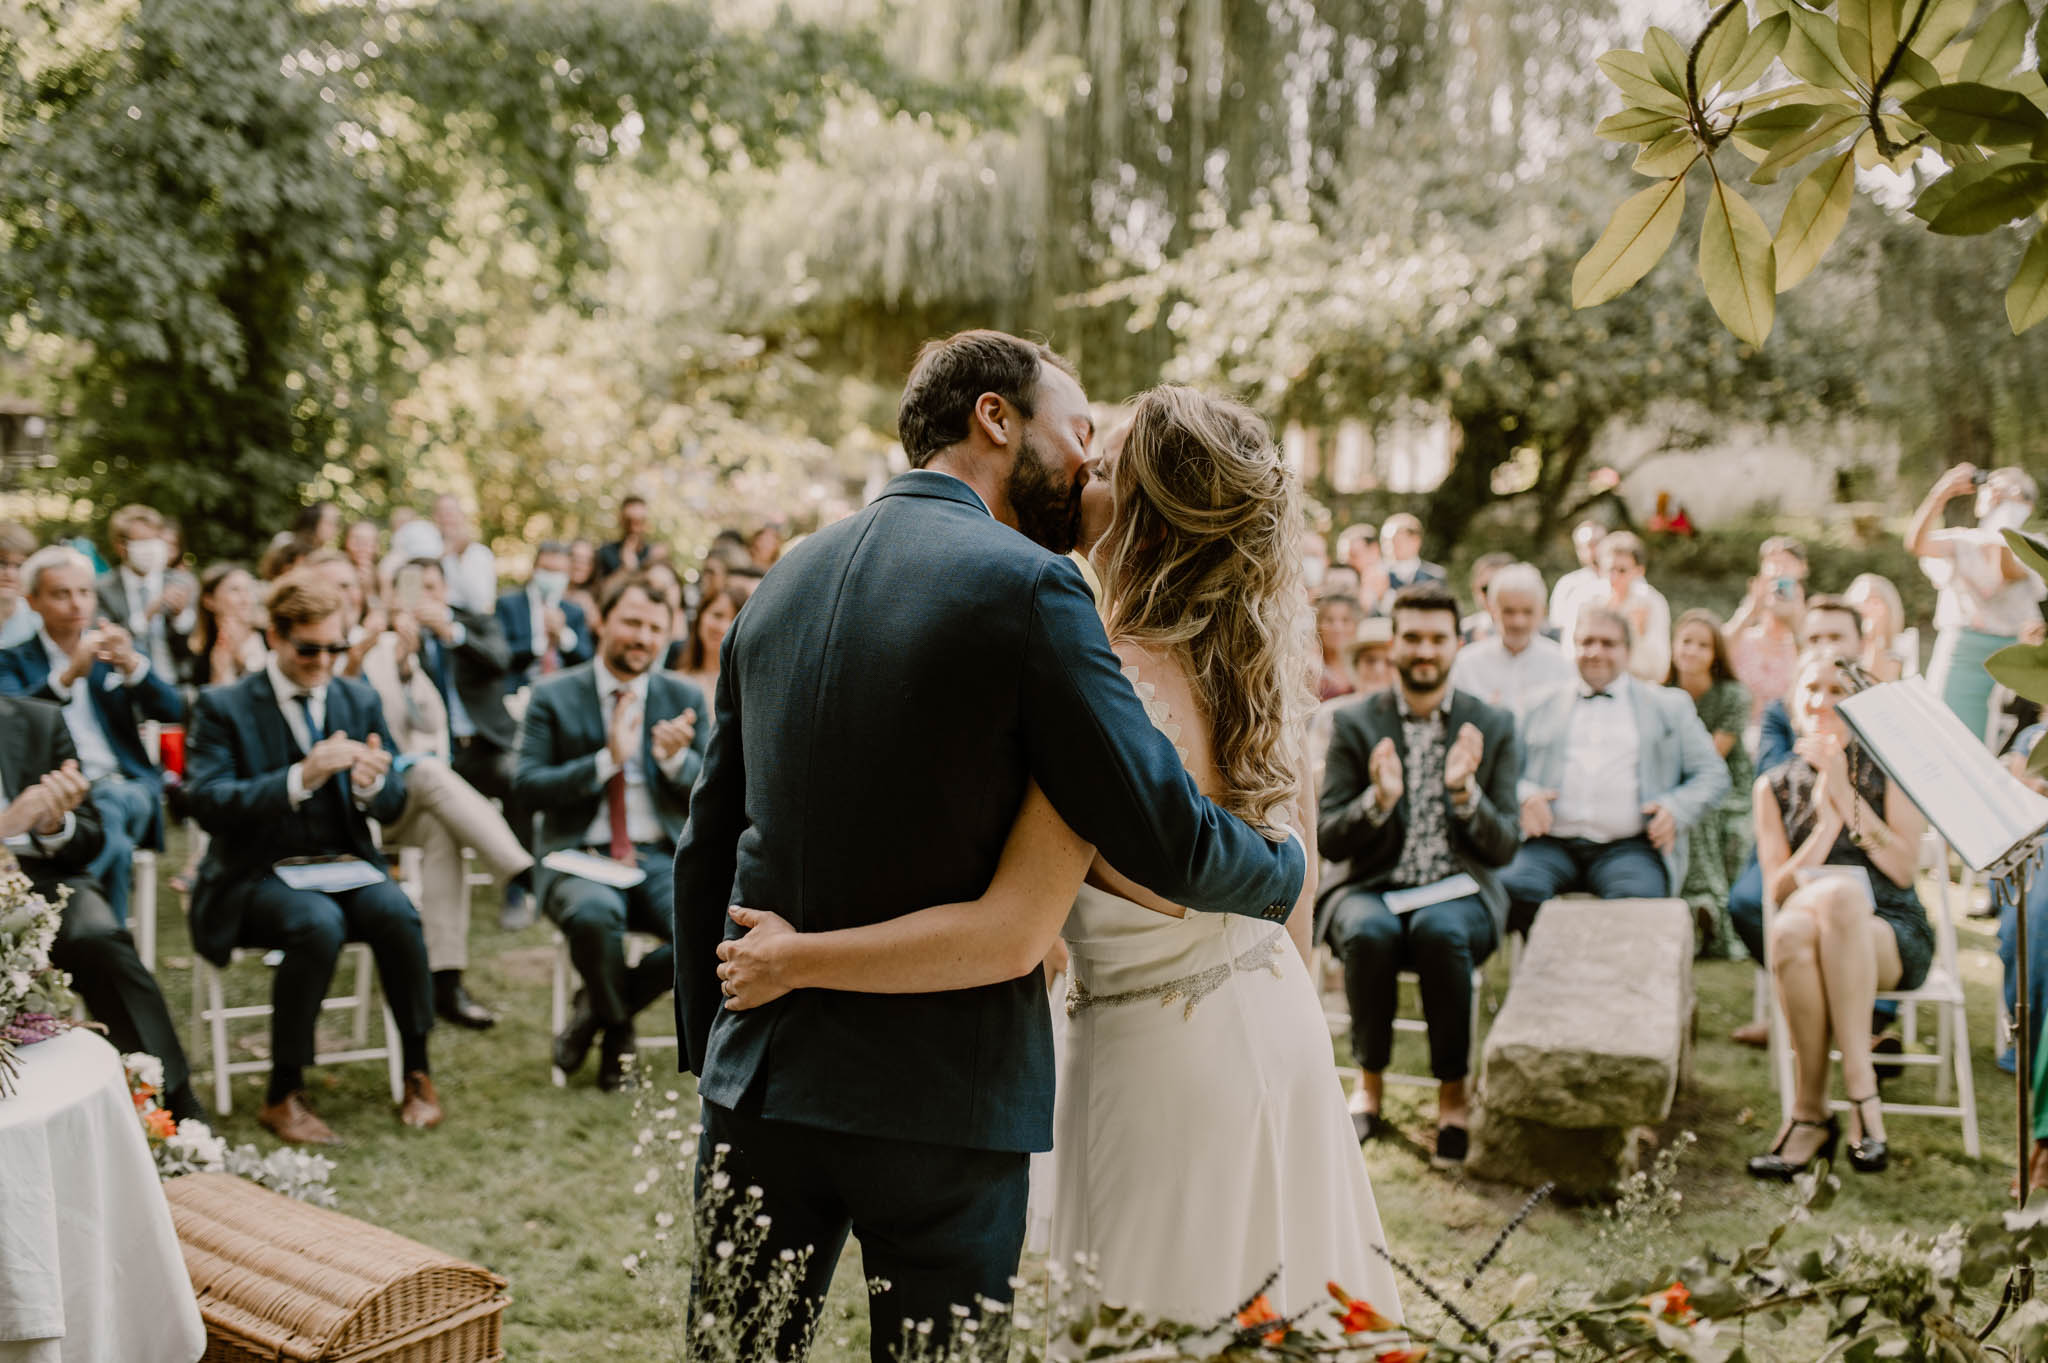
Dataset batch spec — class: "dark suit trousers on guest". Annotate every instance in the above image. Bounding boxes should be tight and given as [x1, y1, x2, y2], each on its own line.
[234, 875, 434, 1071]
[544, 846, 674, 1026]
[46, 875, 193, 1094]
[1501, 835, 1669, 936]
[694, 1099, 1029, 1363]
[1328, 890, 1495, 1080]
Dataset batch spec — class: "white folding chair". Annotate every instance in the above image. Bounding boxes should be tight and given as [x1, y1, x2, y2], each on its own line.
[1312, 944, 1484, 1090]
[131, 848, 158, 973]
[549, 927, 678, 1086]
[190, 943, 403, 1117]
[1765, 830, 1980, 1156]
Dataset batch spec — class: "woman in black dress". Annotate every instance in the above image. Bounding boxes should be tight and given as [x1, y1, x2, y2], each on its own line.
[1749, 649, 1934, 1179]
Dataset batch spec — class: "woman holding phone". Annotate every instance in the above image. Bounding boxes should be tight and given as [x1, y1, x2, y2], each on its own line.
[1725, 536, 1807, 727]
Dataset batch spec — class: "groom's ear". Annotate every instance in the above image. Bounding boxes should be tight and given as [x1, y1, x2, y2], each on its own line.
[972, 392, 1013, 449]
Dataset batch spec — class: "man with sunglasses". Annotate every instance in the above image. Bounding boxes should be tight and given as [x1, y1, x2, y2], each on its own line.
[184, 570, 441, 1145]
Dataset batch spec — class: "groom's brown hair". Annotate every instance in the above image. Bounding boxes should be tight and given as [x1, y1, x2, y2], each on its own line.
[897, 330, 1078, 468]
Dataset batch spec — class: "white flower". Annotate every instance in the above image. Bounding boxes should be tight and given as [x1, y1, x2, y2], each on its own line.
[715, 1240, 735, 1259]
[654, 1211, 675, 1229]
[621, 1253, 641, 1275]
[123, 1053, 165, 1090]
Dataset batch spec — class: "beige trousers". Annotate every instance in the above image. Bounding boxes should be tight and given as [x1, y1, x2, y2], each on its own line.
[383, 758, 533, 972]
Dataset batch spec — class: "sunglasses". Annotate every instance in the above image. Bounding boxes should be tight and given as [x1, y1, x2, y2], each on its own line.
[287, 641, 351, 658]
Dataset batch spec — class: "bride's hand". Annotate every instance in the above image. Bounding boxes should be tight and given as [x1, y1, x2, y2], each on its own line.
[715, 906, 798, 1010]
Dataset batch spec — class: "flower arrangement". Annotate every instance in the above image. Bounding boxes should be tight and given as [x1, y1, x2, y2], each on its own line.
[122, 1053, 338, 1206]
[0, 855, 78, 1097]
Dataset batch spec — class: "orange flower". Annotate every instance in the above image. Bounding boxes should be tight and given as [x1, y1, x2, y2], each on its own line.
[1643, 1281, 1695, 1324]
[1375, 1349, 1429, 1363]
[1327, 1281, 1398, 1334]
[131, 1085, 154, 1110]
[1234, 1294, 1286, 1346]
[143, 1107, 176, 1140]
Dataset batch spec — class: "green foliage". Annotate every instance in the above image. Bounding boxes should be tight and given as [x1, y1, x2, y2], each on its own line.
[1587, 0, 2048, 338]
[0, 0, 976, 558]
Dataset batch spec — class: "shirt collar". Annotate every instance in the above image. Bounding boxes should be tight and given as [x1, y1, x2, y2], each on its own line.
[1580, 673, 1630, 702]
[594, 662, 651, 707]
[265, 655, 324, 705]
[1395, 688, 1451, 723]
[119, 564, 160, 592]
[38, 629, 70, 673]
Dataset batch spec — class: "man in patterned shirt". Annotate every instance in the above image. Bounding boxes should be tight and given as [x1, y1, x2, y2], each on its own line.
[1318, 583, 1524, 1168]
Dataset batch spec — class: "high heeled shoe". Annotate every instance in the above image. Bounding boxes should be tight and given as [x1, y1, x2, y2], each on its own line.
[1747, 1114, 1839, 1181]
[1846, 1094, 1888, 1173]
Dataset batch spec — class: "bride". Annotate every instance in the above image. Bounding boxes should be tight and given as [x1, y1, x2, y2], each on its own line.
[716, 385, 1402, 1329]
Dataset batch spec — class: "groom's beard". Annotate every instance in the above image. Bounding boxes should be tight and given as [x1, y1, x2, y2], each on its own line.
[1008, 434, 1083, 555]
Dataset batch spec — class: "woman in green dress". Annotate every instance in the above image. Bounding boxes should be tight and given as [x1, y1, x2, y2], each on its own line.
[1668, 608, 1754, 958]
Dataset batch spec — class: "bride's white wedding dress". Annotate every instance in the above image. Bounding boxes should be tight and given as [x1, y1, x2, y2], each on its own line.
[1045, 670, 1404, 1327]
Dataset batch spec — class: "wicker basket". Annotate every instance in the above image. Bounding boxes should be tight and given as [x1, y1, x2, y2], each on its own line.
[164, 1173, 509, 1363]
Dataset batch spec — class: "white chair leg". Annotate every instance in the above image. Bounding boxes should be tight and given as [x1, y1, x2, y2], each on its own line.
[350, 943, 373, 1047]
[132, 849, 157, 973]
[550, 930, 570, 1087]
[204, 961, 232, 1116]
[382, 1003, 405, 1103]
[1466, 967, 1484, 1079]
[1953, 997, 1982, 1158]
[1935, 998, 1954, 1104]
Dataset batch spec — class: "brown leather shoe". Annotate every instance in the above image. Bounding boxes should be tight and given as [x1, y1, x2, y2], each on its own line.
[258, 1092, 342, 1147]
[398, 1071, 443, 1129]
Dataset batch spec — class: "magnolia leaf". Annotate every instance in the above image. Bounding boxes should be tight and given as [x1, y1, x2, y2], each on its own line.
[1735, 101, 1830, 144]
[1749, 111, 1861, 183]
[1723, 14, 1794, 91]
[1574, 173, 1691, 307]
[1780, 6, 1862, 91]
[1636, 127, 1702, 175]
[1646, 27, 1693, 95]
[1698, 7, 1752, 94]
[1774, 149, 1856, 288]
[1599, 50, 1693, 114]
[1700, 173, 1777, 343]
[1861, 0, 1901, 82]
[1926, 159, 2048, 233]
[1960, 0, 2030, 83]
[1598, 107, 1687, 142]
[1987, 642, 2048, 705]
[1888, 47, 1947, 97]
[2007, 530, 2048, 585]
[1912, 149, 2024, 220]
[1902, 82, 2048, 146]
[1839, 26, 1878, 85]
[1909, 0, 1980, 58]
[2010, 227, 2048, 332]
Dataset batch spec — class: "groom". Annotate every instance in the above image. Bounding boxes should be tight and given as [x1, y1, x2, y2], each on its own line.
[674, 331, 1306, 1361]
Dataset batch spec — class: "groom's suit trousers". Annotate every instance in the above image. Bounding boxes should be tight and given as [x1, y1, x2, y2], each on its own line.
[694, 1100, 1027, 1363]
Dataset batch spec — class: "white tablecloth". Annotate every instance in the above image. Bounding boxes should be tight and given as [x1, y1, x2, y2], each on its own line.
[0, 1029, 204, 1363]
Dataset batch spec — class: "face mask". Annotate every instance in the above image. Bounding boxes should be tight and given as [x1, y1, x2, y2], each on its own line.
[1302, 558, 1326, 589]
[531, 568, 569, 604]
[1981, 501, 2030, 534]
[126, 538, 169, 576]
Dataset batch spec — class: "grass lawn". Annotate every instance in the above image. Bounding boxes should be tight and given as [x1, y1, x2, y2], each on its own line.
[136, 830, 2019, 1359]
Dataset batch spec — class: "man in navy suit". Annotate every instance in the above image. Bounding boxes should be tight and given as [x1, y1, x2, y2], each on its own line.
[0, 545, 183, 927]
[515, 574, 706, 1091]
[184, 570, 441, 1145]
[673, 330, 1305, 1361]
[499, 540, 593, 689]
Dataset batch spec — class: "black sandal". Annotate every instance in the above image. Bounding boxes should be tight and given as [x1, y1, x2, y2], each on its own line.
[1846, 1094, 1888, 1173]
[1747, 1115, 1839, 1181]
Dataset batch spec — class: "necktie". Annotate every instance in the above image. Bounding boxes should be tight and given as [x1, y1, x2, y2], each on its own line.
[606, 689, 632, 862]
[297, 691, 321, 750]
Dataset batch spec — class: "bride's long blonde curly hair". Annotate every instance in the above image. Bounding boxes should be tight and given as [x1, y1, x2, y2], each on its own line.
[1095, 385, 1315, 834]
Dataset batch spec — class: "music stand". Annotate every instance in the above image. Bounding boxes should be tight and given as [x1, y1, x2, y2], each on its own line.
[1835, 669, 2048, 1326]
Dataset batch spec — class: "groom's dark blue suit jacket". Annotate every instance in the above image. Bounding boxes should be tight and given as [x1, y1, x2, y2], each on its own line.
[674, 470, 1305, 1154]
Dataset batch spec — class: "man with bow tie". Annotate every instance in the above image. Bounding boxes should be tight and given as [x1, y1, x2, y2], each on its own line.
[184, 570, 440, 1145]
[1500, 606, 1728, 939]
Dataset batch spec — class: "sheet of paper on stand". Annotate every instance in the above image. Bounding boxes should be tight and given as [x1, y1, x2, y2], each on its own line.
[273, 857, 387, 894]
[541, 849, 648, 889]
[1383, 872, 1481, 916]
[1836, 676, 2048, 873]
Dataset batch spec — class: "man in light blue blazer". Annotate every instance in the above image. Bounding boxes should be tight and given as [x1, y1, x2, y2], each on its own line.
[1500, 604, 1728, 936]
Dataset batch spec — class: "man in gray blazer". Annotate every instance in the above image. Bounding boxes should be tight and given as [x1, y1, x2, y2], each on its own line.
[1500, 605, 1729, 935]
[1320, 584, 1522, 1168]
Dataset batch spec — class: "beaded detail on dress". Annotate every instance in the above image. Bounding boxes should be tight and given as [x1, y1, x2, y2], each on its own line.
[1122, 664, 1189, 764]
[1066, 932, 1285, 1019]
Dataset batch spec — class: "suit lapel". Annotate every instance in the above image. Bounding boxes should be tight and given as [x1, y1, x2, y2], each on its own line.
[0, 705, 30, 800]
[1629, 683, 1659, 799]
[248, 670, 305, 764]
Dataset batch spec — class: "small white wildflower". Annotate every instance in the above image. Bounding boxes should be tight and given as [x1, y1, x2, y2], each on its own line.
[621, 1253, 640, 1274]
[654, 1106, 678, 1120]
[709, 1172, 730, 1190]
[715, 1240, 735, 1259]
[745, 1184, 763, 1199]
[754, 1214, 770, 1228]
[779, 1249, 797, 1262]
[950, 1304, 971, 1318]
[632, 1181, 649, 1196]
[655, 1211, 675, 1229]
[712, 1141, 730, 1154]
[666, 1090, 680, 1101]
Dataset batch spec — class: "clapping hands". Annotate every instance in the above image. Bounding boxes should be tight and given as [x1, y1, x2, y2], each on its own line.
[1443, 723, 1484, 796]
[651, 710, 696, 761]
[0, 760, 88, 840]
[1368, 738, 1403, 812]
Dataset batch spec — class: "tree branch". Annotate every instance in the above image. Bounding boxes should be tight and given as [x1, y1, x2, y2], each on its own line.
[1686, 0, 1746, 149]
[1867, 0, 1936, 160]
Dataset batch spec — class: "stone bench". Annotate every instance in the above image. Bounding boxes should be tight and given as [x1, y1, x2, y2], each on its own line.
[1468, 897, 1695, 1196]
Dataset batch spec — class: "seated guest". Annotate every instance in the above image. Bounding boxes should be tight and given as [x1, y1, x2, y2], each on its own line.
[1845, 572, 1912, 682]
[97, 504, 197, 680]
[0, 520, 40, 649]
[1316, 594, 1364, 700]
[596, 495, 654, 580]
[1350, 618, 1395, 694]
[1460, 552, 1515, 643]
[431, 494, 498, 616]
[1448, 563, 1574, 719]
[1547, 519, 1608, 637]
[1319, 584, 1521, 1167]
[310, 553, 530, 1025]
[565, 538, 601, 621]
[184, 571, 439, 1144]
[515, 574, 708, 1091]
[1723, 536, 1807, 726]
[0, 546, 183, 927]
[1336, 522, 1391, 615]
[1667, 609, 1753, 958]
[670, 585, 743, 722]
[1500, 606, 1728, 936]
[1748, 650, 1929, 1179]
[185, 562, 267, 687]
[498, 541, 593, 689]
[1569, 531, 1672, 682]
[3, 693, 201, 1122]
[404, 557, 518, 808]
[1380, 513, 1445, 598]
[344, 519, 382, 588]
